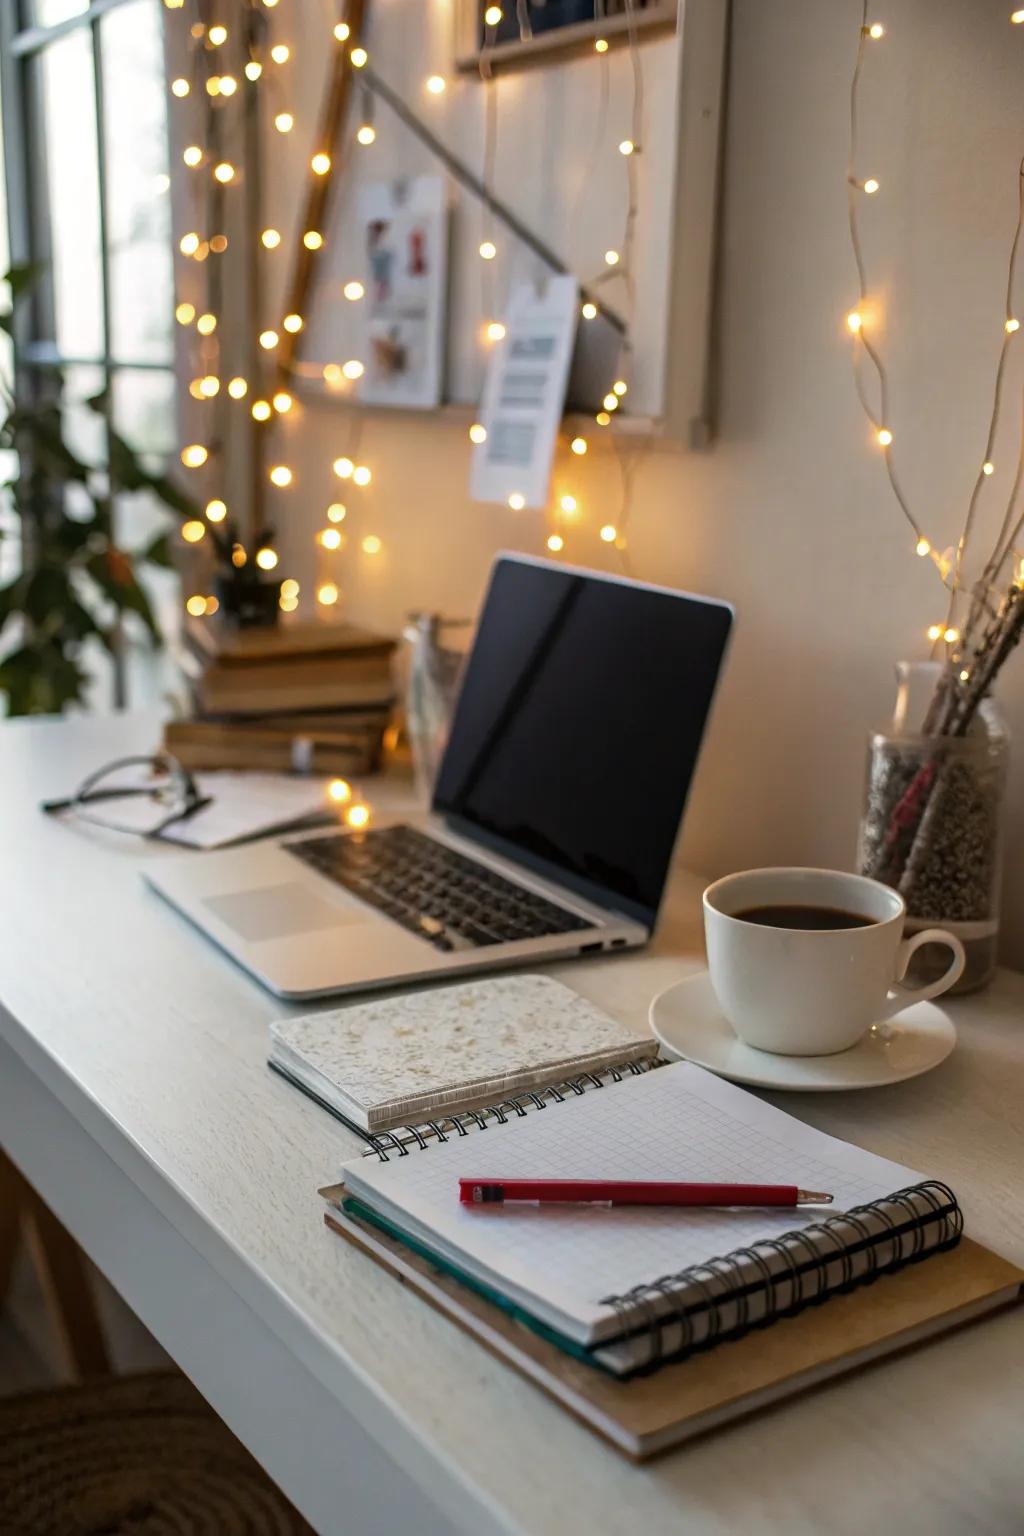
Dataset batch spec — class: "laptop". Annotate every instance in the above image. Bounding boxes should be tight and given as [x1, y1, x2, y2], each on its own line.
[146, 554, 733, 998]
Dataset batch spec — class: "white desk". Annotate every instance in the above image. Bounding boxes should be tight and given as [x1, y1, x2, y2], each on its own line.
[2, 709, 1023, 1536]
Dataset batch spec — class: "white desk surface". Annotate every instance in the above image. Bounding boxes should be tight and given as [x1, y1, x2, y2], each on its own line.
[2, 709, 1023, 1536]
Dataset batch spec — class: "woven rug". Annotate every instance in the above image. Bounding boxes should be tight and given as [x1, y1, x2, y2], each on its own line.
[0, 1370, 316, 1535]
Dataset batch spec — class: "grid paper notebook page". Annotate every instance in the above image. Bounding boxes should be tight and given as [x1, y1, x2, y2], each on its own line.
[342, 1061, 924, 1345]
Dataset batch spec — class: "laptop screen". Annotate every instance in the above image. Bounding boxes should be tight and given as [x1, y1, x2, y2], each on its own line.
[432, 556, 733, 926]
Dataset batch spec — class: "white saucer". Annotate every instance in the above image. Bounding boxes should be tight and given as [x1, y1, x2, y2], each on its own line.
[649, 971, 956, 1092]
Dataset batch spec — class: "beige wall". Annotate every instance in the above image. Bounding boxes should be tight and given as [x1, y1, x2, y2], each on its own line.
[219, 0, 1024, 960]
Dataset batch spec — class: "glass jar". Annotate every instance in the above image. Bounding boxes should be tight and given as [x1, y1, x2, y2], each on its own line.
[398, 614, 471, 804]
[858, 663, 1009, 993]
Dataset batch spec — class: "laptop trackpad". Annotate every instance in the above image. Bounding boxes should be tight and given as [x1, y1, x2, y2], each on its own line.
[204, 882, 363, 943]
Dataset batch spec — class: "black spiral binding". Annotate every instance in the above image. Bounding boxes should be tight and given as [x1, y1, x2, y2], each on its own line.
[361, 1053, 666, 1160]
[596, 1180, 963, 1376]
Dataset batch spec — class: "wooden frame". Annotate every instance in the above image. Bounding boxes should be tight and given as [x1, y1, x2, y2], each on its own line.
[454, 1, 676, 74]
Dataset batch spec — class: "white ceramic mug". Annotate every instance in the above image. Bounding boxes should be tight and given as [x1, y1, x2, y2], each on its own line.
[703, 867, 966, 1056]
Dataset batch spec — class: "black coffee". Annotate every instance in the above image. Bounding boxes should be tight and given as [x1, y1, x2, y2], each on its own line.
[735, 904, 875, 931]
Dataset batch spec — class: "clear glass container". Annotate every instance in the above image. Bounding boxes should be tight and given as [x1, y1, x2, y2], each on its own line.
[399, 614, 471, 804]
[858, 662, 1009, 993]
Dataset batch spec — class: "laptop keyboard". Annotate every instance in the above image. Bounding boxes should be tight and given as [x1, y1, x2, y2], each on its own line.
[284, 823, 592, 952]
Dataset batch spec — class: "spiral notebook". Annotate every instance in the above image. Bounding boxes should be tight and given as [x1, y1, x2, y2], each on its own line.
[324, 1062, 1023, 1455]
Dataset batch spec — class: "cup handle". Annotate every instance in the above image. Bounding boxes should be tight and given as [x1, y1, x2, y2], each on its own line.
[876, 928, 966, 1021]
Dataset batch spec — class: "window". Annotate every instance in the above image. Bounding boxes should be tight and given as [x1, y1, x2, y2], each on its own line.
[0, 0, 176, 705]
[457, 0, 675, 72]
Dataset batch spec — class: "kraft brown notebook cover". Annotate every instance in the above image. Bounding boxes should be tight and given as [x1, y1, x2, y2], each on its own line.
[324, 1192, 1021, 1461]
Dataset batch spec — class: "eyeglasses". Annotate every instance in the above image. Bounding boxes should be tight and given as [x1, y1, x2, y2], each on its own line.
[41, 754, 210, 837]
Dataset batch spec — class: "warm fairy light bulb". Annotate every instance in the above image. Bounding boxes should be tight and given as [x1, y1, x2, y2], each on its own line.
[181, 444, 208, 468]
[323, 364, 344, 387]
[426, 75, 446, 94]
[547, 534, 564, 552]
[484, 5, 502, 24]
[155, 174, 171, 194]
[208, 23, 227, 45]
[612, 380, 628, 396]
[210, 234, 228, 254]
[342, 359, 364, 379]
[343, 280, 364, 300]
[218, 74, 237, 96]
[271, 43, 290, 63]
[283, 313, 304, 333]
[847, 310, 863, 333]
[319, 527, 343, 550]
[595, 410, 611, 426]
[227, 377, 247, 399]
[175, 302, 196, 325]
[180, 232, 200, 256]
[188, 377, 206, 400]
[280, 578, 299, 599]
[486, 321, 506, 341]
[916, 537, 931, 557]
[960, 669, 970, 682]
[983, 461, 995, 476]
[944, 627, 960, 644]
[868, 22, 884, 38]
[269, 465, 293, 487]
[1006, 317, 1020, 333]
[560, 494, 577, 513]
[171, 78, 190, 96]
[196, 312, 217, 335]
[273, 391, 293, 413]
[251, 399, 271, 421]
[181, 519, 206, 543]
[245, 61, 263, 80]
[594, 37, 608, 52]
[350, 47, 368, 67]
[327, 502, 347, 522]
[261, 228, 281, 250]
[345, 803, 371, 829]
[863, 178, 880, 195]
[279, 594, 298, 613]
[1012, 8, 1024, 20]
[877, 427, 893, 446]
[231, 544, 247, 568]
[361, 534, 382, 555]
[206, 596, 220, 613]
[312, 152, 332, 174]
[182, 144, 202, 167]
[604, 249, 620, 266]
[334, 456, 354, 479]
[334, 22, 351, 41]
[508, 492, 525, 510]
[353, 465, 372, 486]
[259, 329, 279, 349]
[328, 778, 352, 804]
[469, 423, 487, 444]
[274, 112, 294, 133]
[356, 124, 376, 145]
[618, 139, 635, 156]
[199, 375, 219, 397]
[317, 581, 339, 605]
[193, 242, 210, 263]
[303, 230, 324, 250]
[206, 77, 221, 97]
[927, 624, 943, 641]
[214, 162, 235, 184]
[602, 393, 619, 411]
[256, 547, 279, 571]
[479, 240, 497, 260]
[206, 499, 227, 522]
[599, 524, 617, 543]
[570, 436, 587, 455]
[581, 301, 598, 320]
[185, 594, 207, 617]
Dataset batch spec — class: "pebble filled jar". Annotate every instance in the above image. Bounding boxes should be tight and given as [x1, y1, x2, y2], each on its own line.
[858, 667, 1009, 994]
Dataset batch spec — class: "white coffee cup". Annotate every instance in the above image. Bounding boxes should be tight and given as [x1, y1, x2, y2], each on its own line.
[703, 867, 966, 1056]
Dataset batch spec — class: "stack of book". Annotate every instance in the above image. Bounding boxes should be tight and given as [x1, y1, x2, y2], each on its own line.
[165, 618, 397, 776]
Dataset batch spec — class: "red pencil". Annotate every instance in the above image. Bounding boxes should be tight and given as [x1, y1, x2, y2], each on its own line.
[458, 1179, 834, 1208]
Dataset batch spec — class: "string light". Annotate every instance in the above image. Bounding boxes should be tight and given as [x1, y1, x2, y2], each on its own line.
[311, 152, 332, 174]
[213, 162, 235, 184]
[283, 313, 304, 333]
[350, 47, 368, 67]
[183, 145, 203, 167]
[581, 301, 598, 320]
[983, 461, 995, 476]
[328, 778, 352, 804]
[251, 399, 271, 421]
[193, 242, 210, 262]
[594, 37, 608, 53]
[944, 626, 960, 644]
[327, 503, 347, 522]
[479, 240, 497, 260]
[180, 232, 200, 256]
[188, 377, 206, 400]
[356, 124, 376, 146]
[199, 374, 219, 397]
[612, 380, 628, 396]
[155, 174, 171, 194]
[508, 492, 525, 510]
[334, 22, 351, 41]
[175, 302, 195, 325]
[207, 23, 227, 45]
[484, 5, 502, 24]
[1012, 8, 1024, 20]
[210, 234, 228, 254]
[570, 436, 587, 455]
[595, 410, 611, 426]
[279, 592, 298, 614]
[273, 390, 293, 413]
[317, 582, 339, 605]
[323, 363, 344, 387]
[185, 594, 207, 616]
[196, 312, 216, 335]
[867, 21, 884, 38]
[876, 427, 893, 446]
[281, 579, 299, 600]
[206, 499, 227, 521]
[547, 534, 564, 552]
[916, 537, 931, 557]
[361, 535, 382, 555]
[171, 78, 190, 96]
[259, 329, 279, 349]
[218, 74, 237, 96]
[342, 359, 364, 379]
[960, 668, 970, 682]
[469, 423, 487, 444]
[847, 310, 863, 332]
[270, 43, 290, 63]
[245, 61, 263, 81]
[232, 544, 247, 568]
[353, 465, 372, 486]
[602, 393, 619, 411]
[863, 177, 880, 195]
[345, 803, 371, 829]
[343, 281, 365, 300]
[205, 76, 221, 96]
[599, 524, 617, 543]
[303, 231, 324, 250]
[181, 444, 208, 468]
[319, 527, 343, 549]
[227, 377, 247, 398]
[1006, 317, 1020, 333]
[618, 140, 635, 157]
[604, 249, 620, 266]
[256, 547, 279, 570]
[426, 75, 446, 94]
[560, 494, 578, 513]
[927, 624, 943, 641]
[269, 465, 293, 487]
[333, 457, 354, 479]
[485, 321, 506, 341]
[261, 228, 281, 249]
[181, 519, 206, 542]
[274, 112, 294, 134]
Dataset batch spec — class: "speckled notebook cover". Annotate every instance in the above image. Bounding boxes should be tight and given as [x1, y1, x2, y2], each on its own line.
[269, 974, 658, 1132]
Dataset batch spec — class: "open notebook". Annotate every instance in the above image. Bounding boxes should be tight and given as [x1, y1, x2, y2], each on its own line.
[336, 1062, 1013, 1383]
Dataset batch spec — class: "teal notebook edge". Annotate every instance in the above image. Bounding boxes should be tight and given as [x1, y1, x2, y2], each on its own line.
[340, 1194, 610, 1373]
